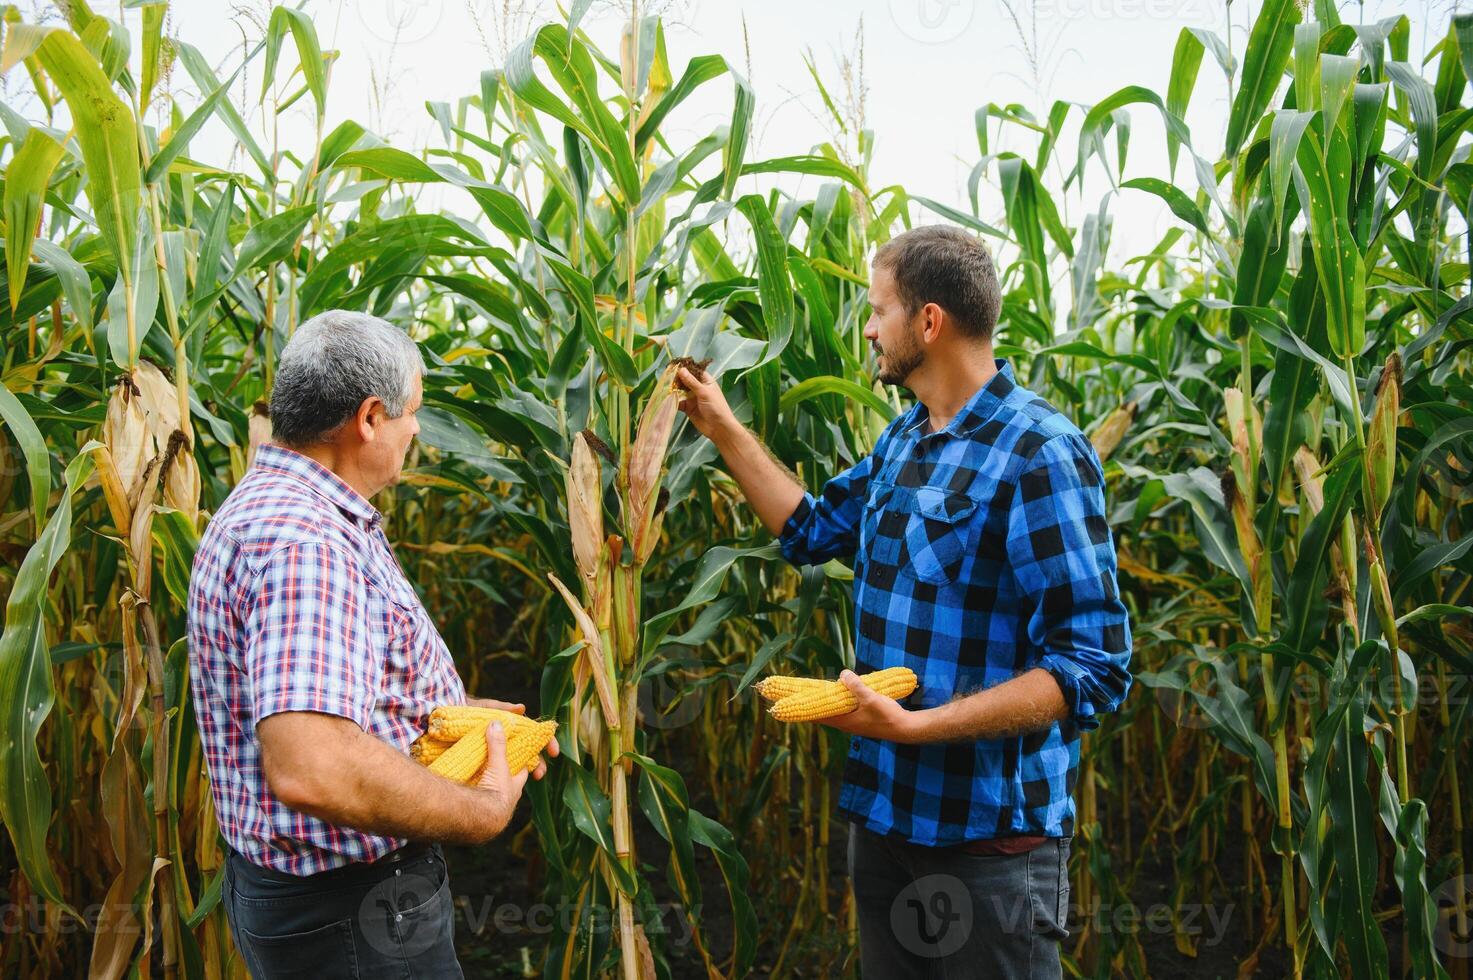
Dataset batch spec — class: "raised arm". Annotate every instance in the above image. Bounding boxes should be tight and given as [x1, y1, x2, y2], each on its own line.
[678, 366, 881, 565]
[676, 366, 805, 535]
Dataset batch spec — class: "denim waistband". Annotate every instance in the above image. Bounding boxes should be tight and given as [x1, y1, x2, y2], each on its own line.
[227, 839, 440, 887]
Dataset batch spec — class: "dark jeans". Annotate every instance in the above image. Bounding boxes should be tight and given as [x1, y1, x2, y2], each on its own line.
[223, 841, 463, 979]
[849, 824, 1070, 979]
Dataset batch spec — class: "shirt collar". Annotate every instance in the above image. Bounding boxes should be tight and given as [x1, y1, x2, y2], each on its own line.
[253, 444, 382, 528]
[901, 358, 1017, 440]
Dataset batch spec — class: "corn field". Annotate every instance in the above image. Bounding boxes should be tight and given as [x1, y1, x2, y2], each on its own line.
[0, 0, 1470, 976]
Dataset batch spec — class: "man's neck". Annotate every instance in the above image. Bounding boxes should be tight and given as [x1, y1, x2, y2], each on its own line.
[277, 440, 379, 503]
[910, 345, 998, 434]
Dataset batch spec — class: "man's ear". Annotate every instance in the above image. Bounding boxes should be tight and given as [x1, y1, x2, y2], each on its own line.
[353, 396, 383, 444]
[920, 301, 945, 343]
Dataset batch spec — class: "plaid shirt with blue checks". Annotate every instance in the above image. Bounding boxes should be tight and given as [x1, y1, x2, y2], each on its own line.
[778, 359, 1131, 845]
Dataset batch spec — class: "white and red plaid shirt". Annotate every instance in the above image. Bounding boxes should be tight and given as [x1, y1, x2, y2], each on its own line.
[187, 444, 466, 876]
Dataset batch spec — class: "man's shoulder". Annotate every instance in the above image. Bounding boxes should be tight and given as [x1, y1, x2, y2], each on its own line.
[988, 382, 1092, 470]
[205, 467, 358, 561]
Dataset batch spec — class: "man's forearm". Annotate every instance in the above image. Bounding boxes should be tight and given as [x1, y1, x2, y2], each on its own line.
[910, 668, 1068, 743]
[282, 723, 507, 845]
[710, 420, 806, 536]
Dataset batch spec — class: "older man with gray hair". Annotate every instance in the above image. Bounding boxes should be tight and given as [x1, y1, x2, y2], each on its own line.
[187, 309, 554, 977]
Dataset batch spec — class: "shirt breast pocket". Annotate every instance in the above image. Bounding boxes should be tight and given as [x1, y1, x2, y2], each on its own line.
[903, 487, 979, 586]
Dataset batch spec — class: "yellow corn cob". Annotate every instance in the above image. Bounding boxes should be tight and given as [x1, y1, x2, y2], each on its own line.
[426, 719, 559, 784]
[753, 675, 831, 702]
[409, 734, 458, 765]
[756, 668, 915, 704]
[768, 667, 918, 723]
[427, 704, 535, 741]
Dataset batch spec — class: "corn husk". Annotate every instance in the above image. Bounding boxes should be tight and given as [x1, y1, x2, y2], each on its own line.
[1089, 401, 1137, 462]
[129, 500, 156, 600]
[1366, 531, 1397, 651]
[567, 432, 603, 590]
[104, 375, 150, 508]
[1292, 446, 1325, 519]
[1223, 387, 1262, 495]
[548, 572, 618, 727]
[162, 431, 200, 523]
[611, 556, 637, 667]
[627, 364, 682, 564]
[1365, 353, 1400, 522]
[131, 360, 181, 448]
[247, 401, 272, 469]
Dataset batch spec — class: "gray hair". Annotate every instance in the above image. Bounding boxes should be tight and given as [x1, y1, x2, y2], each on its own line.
[269, 310, 425, 446]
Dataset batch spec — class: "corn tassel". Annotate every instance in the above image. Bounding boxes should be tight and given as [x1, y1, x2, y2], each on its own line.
[768, 667, 918, 722]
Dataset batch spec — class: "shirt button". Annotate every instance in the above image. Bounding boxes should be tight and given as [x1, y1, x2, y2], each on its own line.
[395, 869, 402, 876]
[395, 913, 403, 922]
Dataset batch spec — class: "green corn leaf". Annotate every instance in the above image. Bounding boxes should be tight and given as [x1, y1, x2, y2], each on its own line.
[630, 752, 702, 911]
[688, 809, 757, 977]
[4, 126, 66, 313]
[0, 383, 50, 528]
[30, 239, 94, 336]
[780, 375, 895, 421]
[262, 6, 326, 118]
[0, 445, 96, 919]
[736, 194, 796, 365]
[32, 28, 141, 288]
[1226, 0, 1302, 156]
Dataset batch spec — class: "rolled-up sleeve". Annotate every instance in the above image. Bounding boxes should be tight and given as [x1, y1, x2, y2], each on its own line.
[244, 541, 382, 730]
[1004, 433, 1131, 730]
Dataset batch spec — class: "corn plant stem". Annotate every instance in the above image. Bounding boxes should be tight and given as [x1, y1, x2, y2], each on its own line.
[1238, 649, 1255, 924]
[1239, 334, 1298, 975]
[139, 602, 179, 980]
[1439, 659, 1469, 962]
[1344, 352, 1412, 805]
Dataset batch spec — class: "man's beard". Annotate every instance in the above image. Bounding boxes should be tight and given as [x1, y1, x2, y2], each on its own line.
[873, 328, 924, 387]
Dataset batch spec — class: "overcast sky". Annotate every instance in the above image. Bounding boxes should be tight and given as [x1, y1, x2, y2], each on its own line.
[13, 0, 1445, 260]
